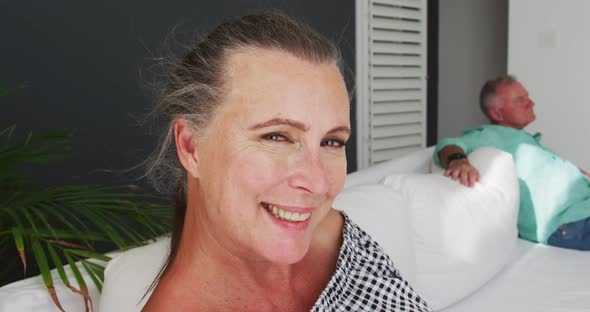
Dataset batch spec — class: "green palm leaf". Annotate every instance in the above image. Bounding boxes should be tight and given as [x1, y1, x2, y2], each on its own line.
[64, 252, 91, 312]
[81, 260, 103, 293]
[11, 226, 26, 273]
[47, 243, 72, 289]
[32, 238, 65, 312]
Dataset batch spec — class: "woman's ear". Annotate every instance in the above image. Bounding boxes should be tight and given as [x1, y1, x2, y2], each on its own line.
[174, 119, 201, 178]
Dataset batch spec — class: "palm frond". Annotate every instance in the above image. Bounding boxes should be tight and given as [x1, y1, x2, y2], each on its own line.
[81, 260, 103, 293]
[47, 243, 72, 289]
[32, 238, 65, 312]
[11, 227, 26, 273]
[64, 252, 92, 312]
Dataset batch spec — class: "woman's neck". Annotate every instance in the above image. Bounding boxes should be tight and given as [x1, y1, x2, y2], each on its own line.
[146, 184, 344, 311]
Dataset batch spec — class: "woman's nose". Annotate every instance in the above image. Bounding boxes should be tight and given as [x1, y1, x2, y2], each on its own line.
[287, 149, 329, 195]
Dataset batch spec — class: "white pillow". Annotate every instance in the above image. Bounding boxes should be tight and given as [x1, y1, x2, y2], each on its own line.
[98, 238, 169, 312]
[334, 184, 415, 285]
[382, 147, 519, 310]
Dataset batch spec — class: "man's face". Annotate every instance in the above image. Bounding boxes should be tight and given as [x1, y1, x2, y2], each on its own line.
[490, 81, 536, 130]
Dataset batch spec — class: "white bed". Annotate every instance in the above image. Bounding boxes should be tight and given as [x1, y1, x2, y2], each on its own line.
[441, 239, 590, 311]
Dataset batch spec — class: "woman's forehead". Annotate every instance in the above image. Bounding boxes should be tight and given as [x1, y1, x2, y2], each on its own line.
[220, 48, 348, 112]
[199, 49, 349, 136]
[224, 48, 339, 85]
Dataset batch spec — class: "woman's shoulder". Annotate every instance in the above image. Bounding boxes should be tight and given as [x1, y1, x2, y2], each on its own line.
[339, 211, 399, 274]
[311, 211, 431, 311]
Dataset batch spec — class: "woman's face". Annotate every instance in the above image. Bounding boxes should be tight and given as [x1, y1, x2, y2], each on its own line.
[192, 48, 350, 264]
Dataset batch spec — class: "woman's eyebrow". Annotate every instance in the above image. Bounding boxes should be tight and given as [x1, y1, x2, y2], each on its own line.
[248, 118, 308, 131]
[249, 118, 350, 135]
[327, 126, 351, 135]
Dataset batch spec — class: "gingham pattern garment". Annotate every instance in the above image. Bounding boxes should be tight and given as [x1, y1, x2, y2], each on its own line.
[311, 212, 431, 312]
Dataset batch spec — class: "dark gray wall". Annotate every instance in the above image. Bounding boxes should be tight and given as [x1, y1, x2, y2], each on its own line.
[1, 1, 356, 187]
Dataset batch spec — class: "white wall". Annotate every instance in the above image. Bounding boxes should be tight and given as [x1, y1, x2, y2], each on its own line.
[509, 0, 590, 170]
[438, 0, 508, 139]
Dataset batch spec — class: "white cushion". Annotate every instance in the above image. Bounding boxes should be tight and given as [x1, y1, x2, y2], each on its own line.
[333, 184, 415, 285]
[382, 147, 519, 310]
[98, 238, 169, 312]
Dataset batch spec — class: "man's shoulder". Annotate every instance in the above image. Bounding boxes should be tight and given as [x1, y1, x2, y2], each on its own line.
[462, 124, 524, 136]
[460, 125, 490, 136]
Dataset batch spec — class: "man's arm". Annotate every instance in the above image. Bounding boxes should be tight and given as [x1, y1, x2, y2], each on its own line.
[438, 145, 480, 187]
[581, 168, 590, 180]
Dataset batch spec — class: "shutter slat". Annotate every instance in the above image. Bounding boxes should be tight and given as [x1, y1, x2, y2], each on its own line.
[372, 4, 422, 20]
[372, 112, 422, 126]
[372, 41, 422, 54]
[372, 78, 422, 89]
[372, 100, 421, 113]
[373, 0, 423, 10]
[371, 66, 423, 78]
[371, 16, 422, 32]
[372, 29, 422, 43]
[372, 53, 422, 66]
[373, 123, 423, 138]
[372, 90, 422, 102]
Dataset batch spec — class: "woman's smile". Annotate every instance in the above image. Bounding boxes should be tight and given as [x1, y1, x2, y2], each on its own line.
[261, 202, 312, 222]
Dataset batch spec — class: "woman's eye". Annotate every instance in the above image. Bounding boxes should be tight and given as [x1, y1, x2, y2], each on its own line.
[322, 139, 346, 149]
[262, 133, 289, 142]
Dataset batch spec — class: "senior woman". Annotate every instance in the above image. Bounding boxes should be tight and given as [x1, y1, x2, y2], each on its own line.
[108, 12, 430, 311]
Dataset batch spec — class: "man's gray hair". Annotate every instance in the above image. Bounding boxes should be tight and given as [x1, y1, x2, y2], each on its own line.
[479, 75, 518, 119]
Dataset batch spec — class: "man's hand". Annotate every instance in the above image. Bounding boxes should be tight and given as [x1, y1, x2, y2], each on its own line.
[438, 145, 480, 187]
[444, 158, 480, 187]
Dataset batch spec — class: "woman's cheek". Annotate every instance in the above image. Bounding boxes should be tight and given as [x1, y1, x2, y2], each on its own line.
[236, 149, 288, 189]
[324, 154, 347, 196]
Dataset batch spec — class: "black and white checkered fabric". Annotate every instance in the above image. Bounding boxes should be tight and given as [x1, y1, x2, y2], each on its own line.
[310, 212, 431, 312]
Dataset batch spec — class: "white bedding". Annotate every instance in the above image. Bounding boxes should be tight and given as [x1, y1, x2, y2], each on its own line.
[440, 239, 590, 312]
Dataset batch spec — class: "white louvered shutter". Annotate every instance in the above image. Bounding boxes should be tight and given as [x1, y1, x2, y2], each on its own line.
[355, 0, 428, 169]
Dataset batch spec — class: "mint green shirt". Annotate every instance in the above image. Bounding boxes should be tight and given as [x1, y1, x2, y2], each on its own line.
[433, 125, 590, 243]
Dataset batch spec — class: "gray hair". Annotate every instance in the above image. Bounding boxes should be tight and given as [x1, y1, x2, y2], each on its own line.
[479, 75, 518, 119]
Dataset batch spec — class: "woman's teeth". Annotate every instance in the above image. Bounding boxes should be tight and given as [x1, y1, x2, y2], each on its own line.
[263, 203, 311, 222]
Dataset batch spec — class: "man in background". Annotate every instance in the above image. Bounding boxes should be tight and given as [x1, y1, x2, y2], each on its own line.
[433, 75, 590, 250]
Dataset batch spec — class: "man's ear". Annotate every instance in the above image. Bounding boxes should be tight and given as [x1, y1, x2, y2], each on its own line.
[488, 106, 503, 123]
[174, 119, 200, 178]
